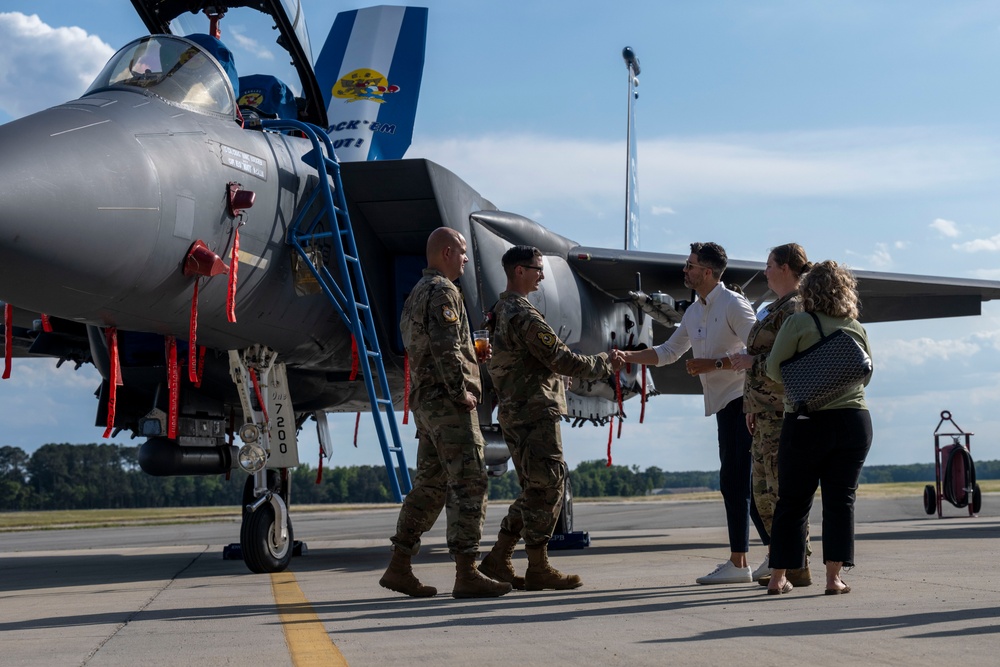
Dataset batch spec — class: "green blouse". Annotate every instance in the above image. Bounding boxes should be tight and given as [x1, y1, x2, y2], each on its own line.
[765, 311, 872, 412]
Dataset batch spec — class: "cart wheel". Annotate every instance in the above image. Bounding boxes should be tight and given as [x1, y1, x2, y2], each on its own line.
[972, 483, 982, 514]
[923, 484, 936, 515]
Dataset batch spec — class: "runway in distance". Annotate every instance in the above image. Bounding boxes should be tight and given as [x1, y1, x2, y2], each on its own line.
[2, 0, 1000, 573]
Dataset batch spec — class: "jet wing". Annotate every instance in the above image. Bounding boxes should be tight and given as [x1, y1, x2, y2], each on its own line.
[129, 0, 328, 127]
[568, 246, 1000, 323]
[848, 269, 1000, 323]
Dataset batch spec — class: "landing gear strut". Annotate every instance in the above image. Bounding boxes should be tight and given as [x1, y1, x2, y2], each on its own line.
[223, 346, 303, 572]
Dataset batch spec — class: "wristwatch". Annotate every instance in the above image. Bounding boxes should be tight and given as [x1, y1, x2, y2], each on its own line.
[715, 358, 724, 370]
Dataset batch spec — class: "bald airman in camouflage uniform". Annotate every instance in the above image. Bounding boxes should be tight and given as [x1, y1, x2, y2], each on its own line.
[379, 227, 511, 600]
[478, 245, 617, 591]
[732, 243, 813, 587]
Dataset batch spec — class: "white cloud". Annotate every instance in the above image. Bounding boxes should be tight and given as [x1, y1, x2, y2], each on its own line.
[953, 233, 1000, 252]
[651, 206, 676, 215]
[0, 13, 114, 118]
[930, 218, 959, 237]
[846, 242, 893, 270]
[971, 268, 1000, 279]
[3, 356, 99, 391]
[869, 244, 893, 268]
[411, 127, 1000, 214]
[873, 330, 1000, 370]
[228, 27, 275, 61]
[875, 335, 981, 368]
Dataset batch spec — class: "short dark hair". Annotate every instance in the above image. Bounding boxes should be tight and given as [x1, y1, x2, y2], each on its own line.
[690, 242, 727, 278]
[501, 245, 542, 278]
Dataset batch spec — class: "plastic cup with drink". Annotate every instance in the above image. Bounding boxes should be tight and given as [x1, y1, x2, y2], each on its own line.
[473, 330, 490, 362]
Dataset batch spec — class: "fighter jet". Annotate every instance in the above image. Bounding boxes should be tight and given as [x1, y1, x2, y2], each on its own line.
[3, 0, 1000, 574]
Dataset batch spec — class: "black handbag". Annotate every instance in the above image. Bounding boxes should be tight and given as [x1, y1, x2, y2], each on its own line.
[779, 313, 872, 415]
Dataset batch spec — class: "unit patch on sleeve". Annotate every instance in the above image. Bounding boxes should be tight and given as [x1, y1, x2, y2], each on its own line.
[441, 305, 459, 324]
[537, 331, 556, 348]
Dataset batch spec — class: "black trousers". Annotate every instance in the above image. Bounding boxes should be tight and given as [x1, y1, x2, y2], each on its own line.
[716, 397, 768, 552]
[770, 408, 873, 569]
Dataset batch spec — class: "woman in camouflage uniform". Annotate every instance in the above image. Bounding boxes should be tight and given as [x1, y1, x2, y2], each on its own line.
[729, 243, 812, 586]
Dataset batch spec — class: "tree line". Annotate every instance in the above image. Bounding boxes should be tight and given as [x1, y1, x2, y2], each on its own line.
[1, 443, 997, 511]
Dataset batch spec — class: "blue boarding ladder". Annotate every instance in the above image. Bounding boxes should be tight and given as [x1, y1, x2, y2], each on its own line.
[260, 119, 411, 502]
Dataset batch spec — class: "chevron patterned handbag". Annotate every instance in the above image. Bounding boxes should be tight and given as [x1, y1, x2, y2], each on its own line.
[780, 313, 872, 415]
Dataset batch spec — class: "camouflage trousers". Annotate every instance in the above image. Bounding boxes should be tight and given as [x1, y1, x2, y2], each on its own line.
[389, 405, 488, 556]
[495, 418, 565, 547]
[751, 410, 811, 557]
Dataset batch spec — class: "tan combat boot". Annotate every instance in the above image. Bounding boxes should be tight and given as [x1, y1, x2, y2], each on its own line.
[478, 530, 526, 590]
[452, 553, 513, 599]
[379, 549, 437, 597]
[787, 566, 813, 586]
[524, 544, 583, 590]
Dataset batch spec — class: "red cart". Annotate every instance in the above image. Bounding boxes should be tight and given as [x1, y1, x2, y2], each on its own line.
[924, 410, 982, 517]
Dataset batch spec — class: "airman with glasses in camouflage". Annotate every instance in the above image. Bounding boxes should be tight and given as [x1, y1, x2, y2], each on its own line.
[479, 245, 621, 591]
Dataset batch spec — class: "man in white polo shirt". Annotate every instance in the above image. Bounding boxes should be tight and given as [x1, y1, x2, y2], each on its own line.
[614, 242, 766, 584]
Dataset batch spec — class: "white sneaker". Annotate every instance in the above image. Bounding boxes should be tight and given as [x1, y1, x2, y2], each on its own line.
[751, 555, 771, 581]
[696, 560, 753, 585]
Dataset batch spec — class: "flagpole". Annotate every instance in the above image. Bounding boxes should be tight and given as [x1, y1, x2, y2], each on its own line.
[622, 47, 641, 251]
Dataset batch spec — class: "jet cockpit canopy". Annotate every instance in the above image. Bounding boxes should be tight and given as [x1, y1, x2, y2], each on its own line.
[128, 0, 325, 127]
[85, 35, 237, 119]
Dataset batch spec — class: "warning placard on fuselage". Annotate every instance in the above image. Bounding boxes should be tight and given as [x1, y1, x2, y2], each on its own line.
[221, 144, 267, 180]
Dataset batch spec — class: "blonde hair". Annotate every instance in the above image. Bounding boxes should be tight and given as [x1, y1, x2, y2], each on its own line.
[798, 260, 860, 319]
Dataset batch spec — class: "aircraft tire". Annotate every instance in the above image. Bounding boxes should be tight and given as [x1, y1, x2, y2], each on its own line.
[923, 484, 936, 515]
[554, 472, 574, 535]
[972, 483, 982, 514]
[240, 501, 294, 574]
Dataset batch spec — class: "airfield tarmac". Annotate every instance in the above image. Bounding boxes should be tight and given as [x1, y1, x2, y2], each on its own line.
[1, 495, 998, 667]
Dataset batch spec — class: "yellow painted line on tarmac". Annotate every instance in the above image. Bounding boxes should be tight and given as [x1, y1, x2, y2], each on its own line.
[271, 570, 348, 667]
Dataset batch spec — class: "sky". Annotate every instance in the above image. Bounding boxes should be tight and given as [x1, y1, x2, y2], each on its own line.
[2, 1, 1000, 477]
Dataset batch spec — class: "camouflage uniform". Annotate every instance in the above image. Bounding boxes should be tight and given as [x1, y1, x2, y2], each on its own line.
[488, 290, 613, 546]
[743, 291, 810, 555]
[390, 268, 488, 556]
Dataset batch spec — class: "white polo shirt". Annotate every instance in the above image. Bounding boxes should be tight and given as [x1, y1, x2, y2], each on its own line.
[652, 282, 756, 416]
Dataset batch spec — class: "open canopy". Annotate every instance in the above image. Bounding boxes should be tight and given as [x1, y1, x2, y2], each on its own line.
[128, 0, 326, 126]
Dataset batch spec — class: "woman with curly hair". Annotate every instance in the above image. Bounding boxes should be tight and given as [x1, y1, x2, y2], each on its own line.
[763, 260, 873, 596]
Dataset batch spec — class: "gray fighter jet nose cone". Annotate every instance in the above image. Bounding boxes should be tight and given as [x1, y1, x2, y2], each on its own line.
[0, 100, 161, 318]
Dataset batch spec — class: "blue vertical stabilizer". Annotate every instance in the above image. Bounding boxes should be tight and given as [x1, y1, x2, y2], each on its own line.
[314, 6, 428, 161]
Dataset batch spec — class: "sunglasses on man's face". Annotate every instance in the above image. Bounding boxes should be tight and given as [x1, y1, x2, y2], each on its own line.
[684, 261, 710, 271]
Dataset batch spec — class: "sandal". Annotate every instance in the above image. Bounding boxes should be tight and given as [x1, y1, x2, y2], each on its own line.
[767, 581, 793, 595]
